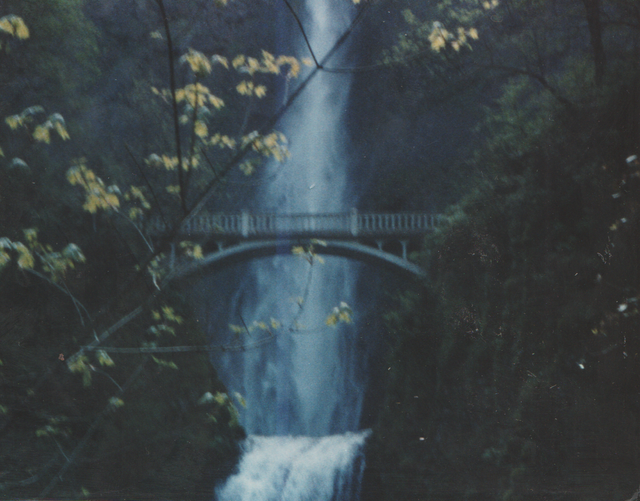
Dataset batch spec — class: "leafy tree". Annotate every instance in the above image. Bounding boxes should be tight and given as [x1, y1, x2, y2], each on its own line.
[362, 0, 640, 500]
[0, 1, 332, 496]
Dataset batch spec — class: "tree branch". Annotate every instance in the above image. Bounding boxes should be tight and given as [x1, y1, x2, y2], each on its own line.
[155, 0, 186, 215]
[184, 78, 201, 200]
[124, 142, 169, 229]
[65, 2, 367, 377]
[0, 453, 60, 491]
[80, 334, 276, 354]
[24, 268, 92, 327]
[282, 0, 322, 68]
[40, 361, 147, 497]
[479, 63, 575, 108]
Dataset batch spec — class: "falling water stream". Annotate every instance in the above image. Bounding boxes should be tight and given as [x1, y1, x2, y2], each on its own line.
[197, 1, 372, 499]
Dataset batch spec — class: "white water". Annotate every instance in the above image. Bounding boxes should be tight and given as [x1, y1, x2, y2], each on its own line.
[216, 431, 370, 501]
[207, 1, 372, 499]
[207, 0, 361, 437]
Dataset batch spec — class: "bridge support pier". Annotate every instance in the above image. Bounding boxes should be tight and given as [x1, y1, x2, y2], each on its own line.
[400, 240, 408, 261]
[375, 240, 384, 251]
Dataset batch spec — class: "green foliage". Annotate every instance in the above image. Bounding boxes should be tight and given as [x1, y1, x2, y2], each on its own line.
[366, 1, 640, 496]
[0, 0, 100, 102]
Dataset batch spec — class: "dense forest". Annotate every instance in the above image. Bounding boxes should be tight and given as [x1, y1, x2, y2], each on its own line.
[0, 0, 639, 499]
[359, 0, 640, 499]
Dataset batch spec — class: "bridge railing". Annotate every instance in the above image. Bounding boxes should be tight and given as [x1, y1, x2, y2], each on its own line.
[147, 210, 441, 239]
[357, 212, 439, 235]
[247, 212, 352, 235]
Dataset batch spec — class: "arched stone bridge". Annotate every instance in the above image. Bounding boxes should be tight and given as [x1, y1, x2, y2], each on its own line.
[149, 210, 442, 278]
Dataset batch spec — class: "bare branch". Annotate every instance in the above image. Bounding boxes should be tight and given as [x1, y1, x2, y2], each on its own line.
[124, 142, 169, 229]
[24, 268, 92, 327]
[155, 0, 186, 215]
[282, 0, 322, 68]
[40, 361, 147, 497]
[0, 453, 60, 491]
[80, 334, 276, 354]
[479, 63, 575, 108]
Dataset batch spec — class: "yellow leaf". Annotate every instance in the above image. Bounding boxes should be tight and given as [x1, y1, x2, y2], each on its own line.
[33, 124, 51, 144]
[0, 17, 13, 36]
[105, 193, 120, 208]
[232, 55, 246, 69]
[338, 311, 352, 323]
[261, 50, 279, 73]
[194, 120, 208, 138]
[0, 15, 29, 39]
[222, 135, 236, 148]
[234, 392, 247, 408]
[96, 350, 115, 367]
[208, 94, 224, 109]
[214, 392, 228, 405]
[23, 228, 38, 246]
[5, 115, 21, 130]
[166, 185, 181, 196]
[62, 243, 85, 263]
[162, 155, 179, 170]
[129, 207, 143, 220]
[211, 54, 229, 69]
[180, 48, 212, 76]
[14, 243, 34, 269]
[0, 250, 11, 269]
[277, 55, 301, 78]
[13, 17, 29, 39]
[239, 161, 255, 176]
[236, 80, 251, 96]
[246, 57, 260, 75]
[109, 397, 125, 408]
[54, 121, 70, 141]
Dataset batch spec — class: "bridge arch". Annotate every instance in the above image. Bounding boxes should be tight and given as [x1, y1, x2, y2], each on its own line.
[168, 239, 426, 280]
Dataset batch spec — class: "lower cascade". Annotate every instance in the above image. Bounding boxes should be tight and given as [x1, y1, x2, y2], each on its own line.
[216, 431, 371, 501]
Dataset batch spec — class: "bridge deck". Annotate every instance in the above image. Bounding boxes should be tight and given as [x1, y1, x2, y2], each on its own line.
[148, 211, 441, 240]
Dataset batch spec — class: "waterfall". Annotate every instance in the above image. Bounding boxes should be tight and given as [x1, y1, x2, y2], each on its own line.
[216, 431, 370, 501]
[193, 0, 372, 499]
